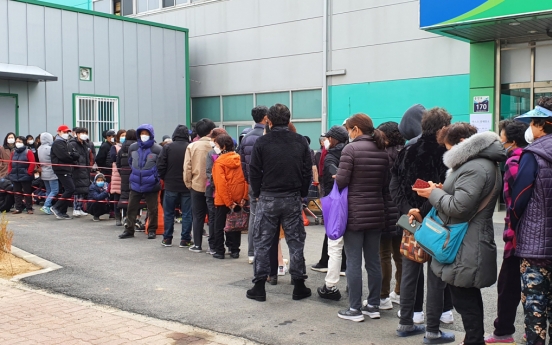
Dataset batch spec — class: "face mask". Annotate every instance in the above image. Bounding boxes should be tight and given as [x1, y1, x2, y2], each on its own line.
[61, 133, 69, 140]
[214, 147, 222, 155]
[15, 143, 24, 149]
[140, 135, 150, 142]
[110, 137, 115, 142]
[210, 141, 216, 148]
[27, 140, 34, 145]
[120, 137, 126, 144]
[96, 181, 105, 187]
[501, 142, 513, 152]
[80, 134, 88, 141]
[323, 139, 330, 150]
[525, 127, 534, 144]
[7, 138, 14, 144]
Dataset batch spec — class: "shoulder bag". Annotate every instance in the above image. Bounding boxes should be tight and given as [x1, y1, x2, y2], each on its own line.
[397, 214, 430, 263]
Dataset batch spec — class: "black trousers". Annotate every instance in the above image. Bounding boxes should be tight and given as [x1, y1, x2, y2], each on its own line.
[214, 205, 241, 254]
[55, 173, 75, 214]
[493, 255, 521, 336]
[12, 181, 32, 211]
[269, 228, 280, 277]
[449, 285, 485, 345]
[206, 196, 216, 251]
[190, 189, 208, 249]
[87, 202, 109, 217]
[124, 190, 158, 235]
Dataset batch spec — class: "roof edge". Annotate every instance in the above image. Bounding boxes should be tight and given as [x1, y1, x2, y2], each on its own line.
[12, 0, 189, 33]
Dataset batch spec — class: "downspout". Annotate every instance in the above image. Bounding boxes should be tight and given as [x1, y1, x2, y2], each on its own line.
[321, 0, 328, 133]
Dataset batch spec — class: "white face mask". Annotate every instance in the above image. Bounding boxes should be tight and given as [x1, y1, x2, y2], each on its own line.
[110, 137, 115, 142]
[210, 141, 216, 148]
[140, 135, 150, 142]
[27, 140, 34, 145]
[15, 143, 24, 149]
[61, 133, 69, 140]
[214, 146, 222, 155]
[80, 134, 88, 141]
[7, 138, 15, 144]
[323, 139, 330, 150]
[525, 127, 534, 144]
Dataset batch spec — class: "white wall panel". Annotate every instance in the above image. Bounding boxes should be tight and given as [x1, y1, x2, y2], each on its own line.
[61, 11, 79, 125]
[108, 20, 125, 120]
[44, 7, 64, 132]
[150, 27, 165, 126]
[122, 22, 139, 127]
[332, 0, 409, 14]
[501, 45, 531, 84]
[78, 13, 95, 94]
[175, 32, 187, 122]
[136, 24, 152, 125]
[93, 16, 110, 96]
[0, 0, 9, 64]
[7, 1, 27, 65]
[163, 29, 178, 126]
[27, 5, 47, 132]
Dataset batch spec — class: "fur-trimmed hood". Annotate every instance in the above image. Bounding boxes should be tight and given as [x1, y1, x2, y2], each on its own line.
[443, 131, 507, 171]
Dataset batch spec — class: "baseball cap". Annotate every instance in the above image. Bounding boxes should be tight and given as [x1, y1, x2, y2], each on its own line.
[57, 125, 70, 132]
[515, 106, 552, 123]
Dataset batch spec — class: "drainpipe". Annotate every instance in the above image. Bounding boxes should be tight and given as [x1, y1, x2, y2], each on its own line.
[321, 0, 328, 133]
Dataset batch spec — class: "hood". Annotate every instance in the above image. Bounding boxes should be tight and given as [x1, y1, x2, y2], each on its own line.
[217, 152, 242, 169]
[40, 132, 53, 145]
[137, 124, 155, 141]
[328, 142, 346, 157]
[398, 104, 425, 140]
[172, 125, 190, 142]
[94, 173, 105, 183]
[525, 133, 552, 164]
[443, 131, 507, 170]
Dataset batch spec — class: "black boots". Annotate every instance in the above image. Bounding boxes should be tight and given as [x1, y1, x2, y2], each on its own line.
[292, 279, 312, 300]
[118, 231, 134, 239]
[147, 232, 156, 239]
[247, 280, 266, 302]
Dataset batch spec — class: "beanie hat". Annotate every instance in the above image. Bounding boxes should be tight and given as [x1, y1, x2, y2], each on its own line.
[324, 125, 348, 143]
[398, 104, 425, 140]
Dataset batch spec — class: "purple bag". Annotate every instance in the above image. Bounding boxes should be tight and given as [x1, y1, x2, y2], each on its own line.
[321, 181, 348, 240]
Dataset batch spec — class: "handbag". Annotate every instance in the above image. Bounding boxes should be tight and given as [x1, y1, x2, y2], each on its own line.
[414, 169, 499, 264]
[320, 181, 348, 240]
[397, 215, 430, 263]
[224, 207, 250, 232]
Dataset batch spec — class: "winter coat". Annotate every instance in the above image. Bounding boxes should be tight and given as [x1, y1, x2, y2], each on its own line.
[238, 123, 264, 182]
[8, 147, 35, 182]
[88, 175, 109, 201]
[430, 132, 506, 289]
[205, 150, 219, 198]
[502, 147, 522, 258]
[96, 141, 114, 169]
[51, 136, 78, 175]
[116, 139, 136, 199]
[383, 145, 403, 237]
[0, 146, 10, 179]
[128, 124, 162, 193]
[322, 143, 345, 197]
[68, 138, 92, 194]
[0, 178, 14, 212]
[514, 134, 552, 259]
[184, 137, 212, 193]
[110, 144, 122, 194]
[37, 133, 57, 181]
[212, 152, 249, 207]
[157, 125, 190, 193]
[335, 134, 390, 232]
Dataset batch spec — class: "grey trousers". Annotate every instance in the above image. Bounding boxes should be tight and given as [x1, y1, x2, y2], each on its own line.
[343, 230, 382, 310]
[252, 194, 307, 283]
[399, 258, 446, 333]
[247, 186, 257, 257]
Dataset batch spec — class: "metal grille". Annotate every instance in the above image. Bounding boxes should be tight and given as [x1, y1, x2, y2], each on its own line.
[75, 96, 119, 146]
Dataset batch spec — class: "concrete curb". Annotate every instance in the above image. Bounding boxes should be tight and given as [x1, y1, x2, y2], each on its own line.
[9, 245, 63, 282]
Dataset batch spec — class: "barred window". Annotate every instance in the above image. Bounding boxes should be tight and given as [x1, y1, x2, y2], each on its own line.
[74, 95, 119, 146]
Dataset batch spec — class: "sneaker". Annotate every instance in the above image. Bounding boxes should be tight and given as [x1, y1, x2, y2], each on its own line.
[115, 219, 123, 226]
[58, 214, 72, 220]
[484, 333, 515, 344]
[380, 298, 393, 310]
[205, 248, 216, 255]
[248, 256, 254, 264]
[80, 210, 88, 216]
[278, 266, 286, 276]
[361, 304, 380, 319]
[338, 309, 364, 322]
[230, 252, 239, 259]
[390, 291, 400, 304]
[189, 246, 202, 253]
[179, 240, 193, 248]
[311, 263, 328, 273]
[93, 216, 100, 222]
[162, 238, 173, 247]
[147, 232, 156, 239]
[72, 210, 81, 217]
[397, 325, 426, 337]
[50, 207, 62, 219]
[213, 253, 225, 259]
[40, 206, 52, 215]
[175, 217, 182, 224]
[317, 285, 341, 301]
[340, 270, 346, 276]
[440, 310, 454, 324]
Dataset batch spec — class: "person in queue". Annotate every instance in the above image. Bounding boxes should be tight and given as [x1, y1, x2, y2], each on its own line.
[110, 129, 126, 226]
[37, 132, 59, 215]
[116, 129, 137, 228]
[50, 125, 79, 220]
[3, 132, 16, 154]
[8, 136, 36, 214]
[68, 127, 92, 218]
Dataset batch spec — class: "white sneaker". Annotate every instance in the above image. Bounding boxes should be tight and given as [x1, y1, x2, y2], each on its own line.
[389, 291, 400, 304]
[80, 211, 88, 216]
[248, 256, 254, 264]
[440, 310, 454, 324]
[397, 310, 425, 324]
[278, 265, 288, 276]
[72, 210, 81, 217]
[380, 298, 393, 310]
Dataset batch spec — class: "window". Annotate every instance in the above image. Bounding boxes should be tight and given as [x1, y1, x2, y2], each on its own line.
[74, 95, 119, 146]
[113, 0, 121, 15]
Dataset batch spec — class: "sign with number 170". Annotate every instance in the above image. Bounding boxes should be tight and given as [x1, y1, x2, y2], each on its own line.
[473, 96, 490, 113]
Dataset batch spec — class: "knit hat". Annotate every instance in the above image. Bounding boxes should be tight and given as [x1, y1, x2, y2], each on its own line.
[162, 135, 171, 142]
[94, 173, 105, 183]
[398, 104, 425, 140]
[324, 125, 348, 143]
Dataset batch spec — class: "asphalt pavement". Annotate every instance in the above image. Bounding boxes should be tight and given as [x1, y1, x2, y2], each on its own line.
[9, 212, 524, 345]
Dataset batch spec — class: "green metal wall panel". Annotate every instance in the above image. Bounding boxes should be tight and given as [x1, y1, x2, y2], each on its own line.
[328, 75, 470, 128]
[292, 90, 321, 120]
[192, 96, 220, 123]
[470, 42, 495, 89]
[256, 92, 290, 108]
[223, 94, 253, 122]
[40, 0, 91, 10]
[293, 122, 322, 150]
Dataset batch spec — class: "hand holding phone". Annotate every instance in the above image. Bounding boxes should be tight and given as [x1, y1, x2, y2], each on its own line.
[412, 179, 430, 189]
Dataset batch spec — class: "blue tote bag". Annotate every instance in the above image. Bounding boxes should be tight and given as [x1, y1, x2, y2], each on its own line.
[321, 181, 348, 240]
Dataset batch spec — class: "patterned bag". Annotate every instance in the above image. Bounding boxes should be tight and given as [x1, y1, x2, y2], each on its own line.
[397, 215, 430, 264]
[224, 207, 250, 232]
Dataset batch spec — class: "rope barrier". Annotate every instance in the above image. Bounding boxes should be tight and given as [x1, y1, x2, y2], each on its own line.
[0, 159, 129, 171]
[1, 188, 146, 205]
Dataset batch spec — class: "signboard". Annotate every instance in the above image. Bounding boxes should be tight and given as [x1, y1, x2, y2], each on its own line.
[420, 0, 552, 28]
[473, 96, 490, 113]
[470, 113, 493, 133]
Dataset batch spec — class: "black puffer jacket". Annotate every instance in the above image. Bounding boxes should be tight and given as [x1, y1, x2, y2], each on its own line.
[51, 136, 78, 175]
[68, 138, 91, 194]
[116, 139, 136, 199]
[322, 143, 345, 197]
[96, 141, 113, 169]
[335, 135, 390, 232]
[157, 125, 190, 193]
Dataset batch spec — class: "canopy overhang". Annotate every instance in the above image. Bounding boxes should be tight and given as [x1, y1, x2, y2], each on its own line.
[0, 63, 58, 82]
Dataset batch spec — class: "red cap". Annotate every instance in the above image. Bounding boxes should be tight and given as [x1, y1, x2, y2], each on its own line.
[57, 125, 70, 132]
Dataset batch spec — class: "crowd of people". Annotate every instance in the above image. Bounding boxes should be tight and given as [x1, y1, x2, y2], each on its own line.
[1, 97, 552, 345]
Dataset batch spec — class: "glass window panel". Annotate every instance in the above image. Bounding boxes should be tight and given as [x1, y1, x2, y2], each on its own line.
[536, 44, 552, 82]
[122, 0, 133, 15]
[292, 89, 321, 120]
[148, 0, 159, 11]
[192, 97, 221, 123]
[256, 92, 290, 109]
[223, 125, 238, 141]
[163, 0, 174, 7]
[501, 45, 531, 84]
[222, 94, 253, 122]
[137, 0, 147, 13]
[500, 88, 531, 121]
[293, 122, 322, 150]
[176, 0, 188, 4]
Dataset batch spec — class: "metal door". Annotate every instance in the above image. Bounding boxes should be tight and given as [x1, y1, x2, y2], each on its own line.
[0, 95, 17, 138]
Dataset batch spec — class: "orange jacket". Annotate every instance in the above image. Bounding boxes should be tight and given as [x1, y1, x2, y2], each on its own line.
[212, 152, 249, 207]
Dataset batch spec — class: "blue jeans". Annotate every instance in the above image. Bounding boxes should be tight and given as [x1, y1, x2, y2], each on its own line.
[43, 180, 59, 208]
[163, 190, 192, 241]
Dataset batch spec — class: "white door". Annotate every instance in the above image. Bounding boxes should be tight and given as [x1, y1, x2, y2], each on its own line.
[0, 95, 17, 138]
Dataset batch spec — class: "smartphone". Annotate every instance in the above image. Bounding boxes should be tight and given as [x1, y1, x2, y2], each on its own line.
[412, 179, 430, 189]
[329, 164, 338, 176]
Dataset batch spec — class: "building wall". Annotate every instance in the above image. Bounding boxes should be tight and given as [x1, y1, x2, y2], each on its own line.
[41, 0, 91, 10]
[0, 0, 187, 139]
